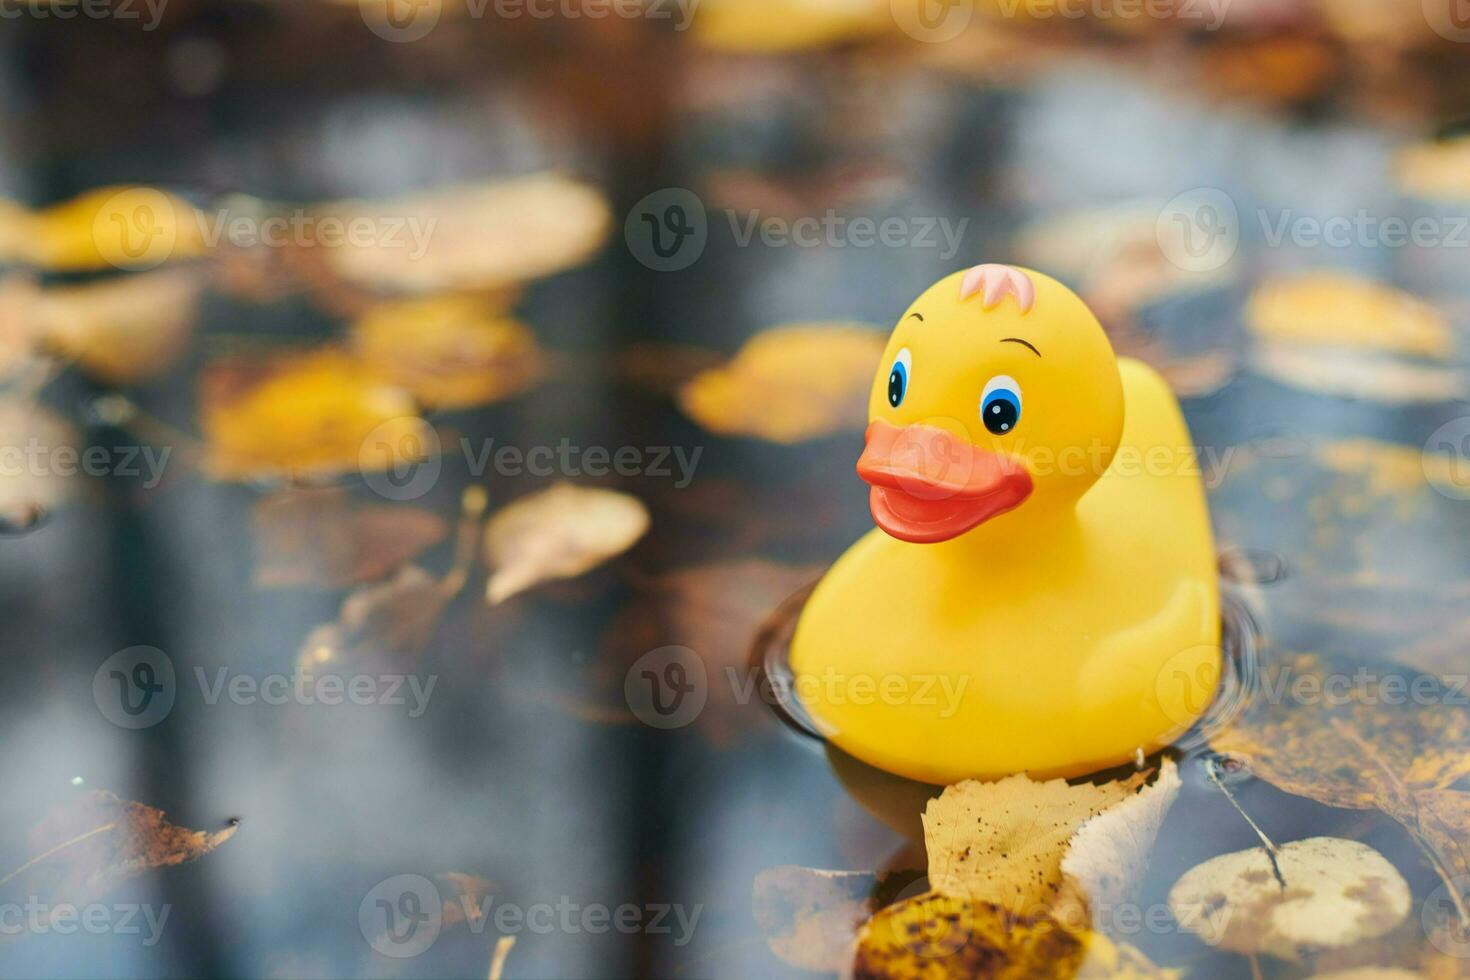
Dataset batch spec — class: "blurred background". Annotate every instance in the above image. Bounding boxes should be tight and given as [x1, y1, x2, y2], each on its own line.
[2, 1, 1470, 977]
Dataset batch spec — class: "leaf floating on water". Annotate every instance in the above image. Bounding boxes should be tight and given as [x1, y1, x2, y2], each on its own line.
[252, 488, 448, 589]
[679, 323, 887, 444]
[1246, 273, 1452, 360]
[318, 174, 610, 295]
[849, 892, 1175, 980]
[4, 790, 237, 924]
[24, 185, 208, 272]
[1056, 759, 1182, 930]
[199, 349, 431, 483]
[1252, 342, 1463, 405]
[1396, 136, 1470, 201]
[1166, 837, 1410, 961]
[36, 268, 204, 384]
[922, 770, 1148, 913]
[692, 0, 888, 52]
[0, 275, 43, 382]
[350, 295, 544, 410]
[0, 398, 80, 523]
[753, 866, 886, 973]
[483, 483, 649, 605]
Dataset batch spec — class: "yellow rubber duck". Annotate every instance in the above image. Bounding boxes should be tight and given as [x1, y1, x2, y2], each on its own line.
[790, 264, 1221, 784]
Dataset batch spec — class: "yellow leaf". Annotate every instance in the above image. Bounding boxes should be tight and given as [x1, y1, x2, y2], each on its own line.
[350, 295, 544, 409]
[680, 323, 886, 443]
[1252, 342, 1463, 405]
[37, 268, 204, 384]
[26, 186, 207, 271]
[1396, 137, 1470, 201]
[1057, 759, 1182, 928]
[200, 348, 431, 483]
[850, 892, 1174, 979]
[483, 483, 649, 604]
[693, 0, 889, 51]
[922, 772, 1145, 914]
[1166, 837, 1410, 961]
[318, 174, 609, 294]
[1245, 273, 1451, 359]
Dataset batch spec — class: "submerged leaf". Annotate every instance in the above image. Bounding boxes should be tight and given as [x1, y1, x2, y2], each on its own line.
[1166, 837, 1410, 960]
[923, 771, 1147, 914]
[351, 295, 544, 410]
[199, 349, 431, 482]
[319, 174, 610, 295]
[37, 268, 204, 383]
[252, 488, 448, 589]
[482, 483, 649, 604]
[6, 790, 236, 926]
[679, 323, 886, 444]
[1246, 273, 1451, 359]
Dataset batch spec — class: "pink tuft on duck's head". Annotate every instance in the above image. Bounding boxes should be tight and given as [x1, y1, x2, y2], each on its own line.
[959, 264, 1036, 315]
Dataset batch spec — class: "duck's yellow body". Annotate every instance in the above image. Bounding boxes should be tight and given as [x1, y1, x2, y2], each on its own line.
[790, 266, 1220, 784]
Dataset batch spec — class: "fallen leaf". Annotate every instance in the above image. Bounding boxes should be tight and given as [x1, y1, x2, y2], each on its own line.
[36, 268, 204, 383]
[1056, 760, 1182, 929]
[252, 488, 448, 589]
[679, 323, 886, 444]
[1252, 342, 1463, 404]
[923, 771, 1148, 914]
[0, 397, 80, 527]
[319, 174, 610, 295]
[849, 892, 1175, 980]
[753, 866, 885, 973]
[199, 349, 431, 483]
[1396, 136, 1470, 201]
[350, 295, 544, 410]
[692, 0, 888, 51]
[1245, 273, 1451, 359]
[0, 275, 43, 381]
[1166, 837, 1410, 961]
[4, 790, 236, 930]
[483, 483, 649, 604]
[1211, 652, 1470, 926]
[25, 185, 207, 271]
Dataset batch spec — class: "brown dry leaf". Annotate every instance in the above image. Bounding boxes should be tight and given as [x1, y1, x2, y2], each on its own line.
[199, 349, 431, 482]
[437, 871, 494, 930]
[25, 186, 207, 271]
[252, 488, 448, 589]
[1396, 137, 1470, 201]
[319, 174, 610, 295]
[1056, 760, 1182, 929]
[1252, 342, 1463, 404]
[5, 790, 236, 925]
[0, 397, 80, 530]
[922, 772, 1148, 914]
[483, 483, 649, 604]
[350, 295, 544, 410]
[1212, 652, 1470, 922]
[849, 892, 1175, 980]
[1166, 837, 1410, 961]
[754, 866, 885, 973]
[1246, 273, 1451, 360]
[679, 323, 886, 444]
[36, 268, 204, 383]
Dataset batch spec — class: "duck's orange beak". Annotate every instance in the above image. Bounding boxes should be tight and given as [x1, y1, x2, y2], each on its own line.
[857, 419, 1033, 543]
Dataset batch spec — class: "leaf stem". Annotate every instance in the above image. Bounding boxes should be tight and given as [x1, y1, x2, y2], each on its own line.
[1206, 758, 1285, 889]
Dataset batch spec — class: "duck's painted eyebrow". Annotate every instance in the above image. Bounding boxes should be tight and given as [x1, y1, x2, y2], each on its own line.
[907, 313, 924, 322]
[1001, 337, 1041, 357]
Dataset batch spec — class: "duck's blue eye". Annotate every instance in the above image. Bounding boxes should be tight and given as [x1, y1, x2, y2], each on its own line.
[980, 375, 1022, 435]
[887, 348, 912, 408]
